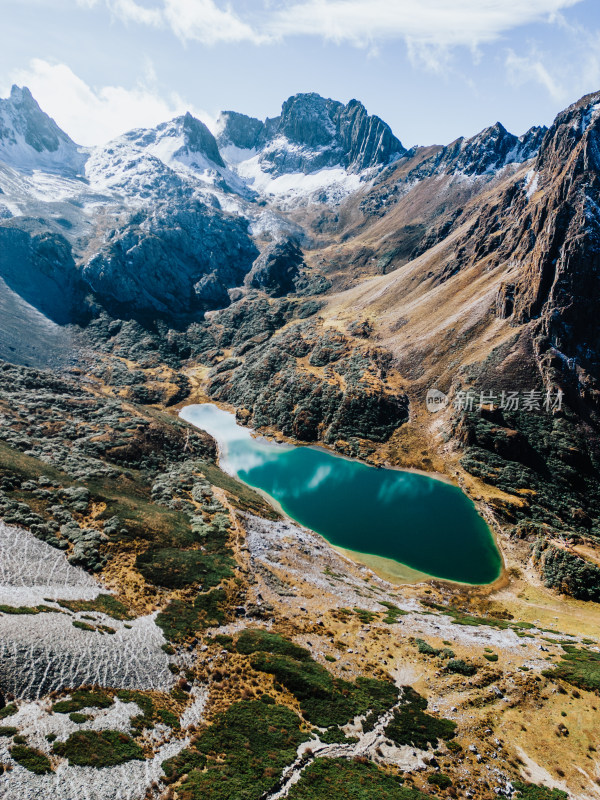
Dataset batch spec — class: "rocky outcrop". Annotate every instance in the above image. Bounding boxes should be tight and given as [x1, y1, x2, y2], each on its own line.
[82, 200, 258, 316]
[0, 221, 85, 324]
[207, 320, 408, 446]
[261, 93, 405, 174]
[218, 93, 405, 176]
[447, 91, 600, 401]
[245, 239, 304, 296]
[216, 110, 264, 151]
[409, 121, 547, 179]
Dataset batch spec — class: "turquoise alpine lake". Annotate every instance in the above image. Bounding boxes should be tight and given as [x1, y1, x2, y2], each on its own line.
[180, 404, 502, 585]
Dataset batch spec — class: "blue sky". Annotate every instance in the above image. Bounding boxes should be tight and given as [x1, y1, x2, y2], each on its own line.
[1, 0, 600, 147]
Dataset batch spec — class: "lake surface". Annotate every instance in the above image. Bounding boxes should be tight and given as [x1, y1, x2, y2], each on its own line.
[180, 404, 502, 585]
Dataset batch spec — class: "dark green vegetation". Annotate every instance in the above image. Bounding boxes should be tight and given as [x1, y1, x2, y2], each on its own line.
[156, 588, 228, 642]
[427, 773, 452, 789]
[53, 730, 143, 767]
[384, 687, 456, 749]
[235, 629, 310, 660]
[10, 745, 53, 774]
[543, 645, 600, 692]
[379, 602, 408, 624]
[445, 658, 478, 676]
[512, 780, 569, 800]
[136, 546, 233, 590]
[0, 604, 56, 614]
[162, 700, 308, 800]
[0, 726, 18, 736]
[52, 688, 113, 714]
[69, 712, 90, 723]
[72, 620, 95, 631]
[0, 704, 18, 720]
[534, 543, 600, 602]
[231, 629, 398, 727]
[423, 601, 535, 632]
[483, 653, 499, 662]
[286, 758, 429, 800]
[116, 690, 180, 732]
[57, 594, 131, 619]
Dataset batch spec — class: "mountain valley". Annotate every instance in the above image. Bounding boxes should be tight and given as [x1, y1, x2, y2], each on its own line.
[0, 83, 599, 800]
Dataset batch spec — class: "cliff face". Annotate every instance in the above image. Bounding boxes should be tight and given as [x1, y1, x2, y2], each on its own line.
[217, 93, 405, 175]
[444, 92, 600, 402]
[82, 201, 259, 316]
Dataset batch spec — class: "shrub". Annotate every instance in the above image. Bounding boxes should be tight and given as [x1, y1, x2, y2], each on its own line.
[10, 745, 53, 774]
[0, 704, 17, 720]
[384, 687, 456, 749]
[57, 594, 132, 619]
[136, 547, 233, 590]
[162, 700, 308, 800]
[428, 773, 452, 788]
[286, 757, 429, 799]
[543, 646, 600, 692]
[236, 629, 311, 660]
[52, 689, 113, 714]
[415, 638, 440, 656]
[53, 730, 143, 767]
[513, 780, 568, 799]
[157, 588, 227, 642]
[445, 659, 478, 676]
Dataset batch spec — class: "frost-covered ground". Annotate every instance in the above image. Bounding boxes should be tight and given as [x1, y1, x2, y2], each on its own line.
[0, 610, 175, 698]
[0, 521, 99, 606]
[0, 521, 174, 698]
[0, 739, 186, 800]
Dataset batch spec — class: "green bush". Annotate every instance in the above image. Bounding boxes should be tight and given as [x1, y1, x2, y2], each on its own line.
[286, 758, 429, 800]
[235, 629, 398, 727]
[379, 602, 408, 624]
[10, 745, 53, 774]
[415, 638, 440, 656]
[236, 629, 311, 660]
[428, 773, 452, 788]
[543, 645, 600, 692]
[445, 659, 478, 676]
[52, 689, 113, 714]
[162, 700, 308, 800]
[157, 588, 227, 642]
[69, 712, 90, 723]
[513, 780, 568, 799]
[57, 594, 132, 619]
[385, 687, 456, 749]
[136, 547, 233, 590]
[115, 689, 180, 733]
[0, 704, 17, 720]
[53, 730, 143, 767]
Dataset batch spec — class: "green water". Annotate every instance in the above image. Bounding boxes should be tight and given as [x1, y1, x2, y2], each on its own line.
[180, 404, 502, 585]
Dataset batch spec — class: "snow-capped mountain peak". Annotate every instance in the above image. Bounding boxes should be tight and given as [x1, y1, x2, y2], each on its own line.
[0, 85, 86, 176]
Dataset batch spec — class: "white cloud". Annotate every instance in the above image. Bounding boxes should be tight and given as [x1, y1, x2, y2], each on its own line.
[7, 59, 212, 146]
[163, 0, 267, 44]
[76, 0, 162, 25]
[505, 17, 600, 103]
[78, 0, 265, 43]
[75, 0, 586, 54]
[267, 0, 583, 48]
[505, 49, 564, 101]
